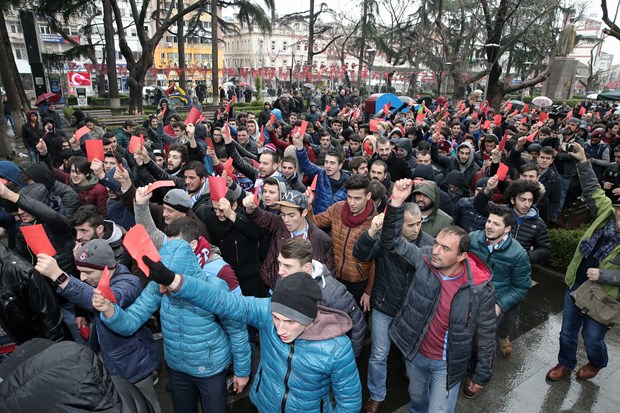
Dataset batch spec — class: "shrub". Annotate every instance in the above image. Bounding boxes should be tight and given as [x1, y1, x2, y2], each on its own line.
[547, 225, 589, 273]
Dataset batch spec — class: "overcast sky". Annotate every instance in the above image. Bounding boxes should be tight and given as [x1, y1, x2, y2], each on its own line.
[225, 0, 620, 63]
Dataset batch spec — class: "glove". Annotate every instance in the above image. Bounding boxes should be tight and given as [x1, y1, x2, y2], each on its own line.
[143, 256, 176, 286]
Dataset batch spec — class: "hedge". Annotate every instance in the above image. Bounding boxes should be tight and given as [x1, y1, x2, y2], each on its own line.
[547, 225, 589, 273]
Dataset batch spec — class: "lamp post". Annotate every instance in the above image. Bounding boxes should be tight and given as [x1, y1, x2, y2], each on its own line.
[482, 43, 500, 105]
[366, 48, 376, 95]
[521, 61, 532, 101]
[442, 62, 452, 96]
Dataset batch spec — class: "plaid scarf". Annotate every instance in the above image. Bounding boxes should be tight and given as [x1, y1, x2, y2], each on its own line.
[578, 219, 620, 262]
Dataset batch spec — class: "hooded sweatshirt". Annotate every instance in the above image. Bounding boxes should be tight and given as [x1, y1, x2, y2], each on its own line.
[395, 138, 417, 170]
[411, 181, 454, 237]
[24, 163, 80, 218]
[442, 170, 472, 203]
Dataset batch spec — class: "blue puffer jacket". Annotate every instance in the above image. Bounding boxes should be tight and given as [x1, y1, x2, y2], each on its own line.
[174, 275, 362, 413]
[297, 147, 349, 213]
[59, 264, 159, 383]
[469, 230, 532, 312]
[101, 240, 251, 378]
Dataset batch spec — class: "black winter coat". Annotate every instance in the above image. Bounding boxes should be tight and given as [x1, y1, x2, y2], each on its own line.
[0, 245, 66, 345]
[353, 227, 434, 317]
[383, 203, 497, 390]
[454, 196, 488, 233]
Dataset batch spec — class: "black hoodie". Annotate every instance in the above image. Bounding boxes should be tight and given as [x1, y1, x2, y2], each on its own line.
[24, 164, 80, 218]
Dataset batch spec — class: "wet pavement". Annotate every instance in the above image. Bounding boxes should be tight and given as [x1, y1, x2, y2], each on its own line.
[153, 267, 620, 412]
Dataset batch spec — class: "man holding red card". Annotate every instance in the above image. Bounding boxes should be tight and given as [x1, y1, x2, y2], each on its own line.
[35, 239, 161, 412]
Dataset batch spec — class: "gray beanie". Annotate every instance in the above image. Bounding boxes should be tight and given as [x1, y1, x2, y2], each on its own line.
[163, 188, 191, 213]
[75, 239, 117, 270]
[271, 272, 322, 326]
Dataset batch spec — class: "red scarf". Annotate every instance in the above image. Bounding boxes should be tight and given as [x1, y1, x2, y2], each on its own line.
[341, 200, 374, 227]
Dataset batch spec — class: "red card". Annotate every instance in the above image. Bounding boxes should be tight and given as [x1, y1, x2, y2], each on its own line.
[231, 96, 236, 103]
[185, 107, 202, 125]
[363, 141, 373, 155]
[225, 104, 231, 113]
[525, 130, 539, 142]
[259, 126, 265, 144]
[224, 157, 234, 177]
[511, 110, 519, 117]
[325, 105, 330, 113]
[97, 266, 117, 304]
[164, 124, 174, 136]
[20, 224, 56, 256]
[506, 103, 513, 111]
[75, 125, 91, 141]
[128, 135, 144, 154]
[483, 120, 491, 129]
[270, 114, 276, 124]
[579, 106, 586, 116]
[146, 180, 176, 194]
[299, 120, 308, 137]
[496, 163, 510, 181]
[161, 107, 167, 118]
[292, 126, 300, 137]
[85, 139, 104, 162]
[498, 134, 509, 151]
[383, 104, 391, 115]
[209, 176, 228, 202]
[253, 191, 260, 206]
[416, 112, 426, 122]
[217, 108, 221, 117]
[493, 114, 503, 125]
[310, 174, 318, 192]
[122, 224, 161, 277]
[523, 104, 529, 113]
[520, 117, 527, 124]
[444, 102, 449, 109]
[369, 119, 379, 132]
[206, 138, 215, 152]
[538, 112, 549, 122]
[472, 112, 479, 120]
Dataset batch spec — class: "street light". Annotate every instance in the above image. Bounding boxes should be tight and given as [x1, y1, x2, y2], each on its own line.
[443, 62, 452, 96]
[366, 48, 376, 94]
[482, 43, 500, 105]
[521, 61, 532, 101]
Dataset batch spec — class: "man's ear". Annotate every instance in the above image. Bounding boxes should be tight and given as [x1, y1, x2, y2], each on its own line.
[190, 239, 198, 250]
[303, 261, 313, 274]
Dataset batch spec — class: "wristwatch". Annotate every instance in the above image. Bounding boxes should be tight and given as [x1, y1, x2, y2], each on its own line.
[52, 272, 70, 287]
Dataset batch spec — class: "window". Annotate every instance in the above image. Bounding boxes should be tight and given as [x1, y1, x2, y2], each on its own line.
[10, 24, 22, 34]
[161, 52, 165, 60]
[271, 41, 276, 50]
[283, 60, 287, 66]
[259, 40, 263, 50]
[166, 36, 177, 43]
[38, 25, 51, 35]
[131, 28, 137, 37]
[297, 44, 301, 51]
[283, 42, 287, 51]
[117, 51, 124, 60]
[15, 48, 25, 60]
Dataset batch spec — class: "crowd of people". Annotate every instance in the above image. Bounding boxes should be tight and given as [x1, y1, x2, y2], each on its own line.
[1, 85, 620, 413]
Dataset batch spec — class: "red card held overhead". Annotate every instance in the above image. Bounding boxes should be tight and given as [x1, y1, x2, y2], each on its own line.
[383, 104, 391, 115]
[224, 157, 234, 177]
[128, 135, 144, 154]
[482, 120, 491, 129]
[97, 266, 117, 304]
[269, 113, 276, 124]
[496, 163, 510, 181]
[415, 112, 426, 122]
[493, 114, 503, 125]
[519, 117, 528, 124]
[310, 174, 318, 192]
[259, 126, 265, 144]
[325, 105, 330, 113]
[75, 125, 91, 141]
[208, 176, 228, 202]
[122, 224, 161, 277]
[146, 180, 176, 194]
[498, 133, 509, 152]
[369, 119, 379, 132]
[299, 120, 308, 137]
[579, 106, 586, 116]
[538, 112, 549, 122]
[20, 224, 56, 256]
[184, 107, 202, 125]
[511, 109, 519, 117]
[231, 96, 236, 104]
[85, 139, 105, 162]
[523, 104, 529, 113]
[525, 130, 539, 142]
[506, 103, 513, 111]
[206, 137, 215, 152]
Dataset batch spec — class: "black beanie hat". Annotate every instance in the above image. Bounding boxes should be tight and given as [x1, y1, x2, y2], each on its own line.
[270, 272, 322, 326]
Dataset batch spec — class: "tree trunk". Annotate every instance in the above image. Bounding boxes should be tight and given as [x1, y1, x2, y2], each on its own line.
[0, 15, 26, 145]
[486, 62, 504, 110]
[451, 72, 466, 100]
[0, 97, 12, 157]
[406, 71, 417, 97]
[95, 72, 106, 98]
[357, 0, 368, 88]
[210, 1, 219, 105]
[103, 0, 120, 108]
[177, 0, 187, 91]
[307, 0, 315, 67]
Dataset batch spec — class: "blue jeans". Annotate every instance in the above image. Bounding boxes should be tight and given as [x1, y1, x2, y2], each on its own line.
[558, 288, 609, 369]
[27, 147, 39, 164]
[405, 352, 461, 413]
[367, 309, 393, 401]
[168, 368, 227, 413]
[555, 176, 572, 218]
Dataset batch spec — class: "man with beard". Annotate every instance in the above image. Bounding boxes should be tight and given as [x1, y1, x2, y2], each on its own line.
[370, 138, 413, 181]
[469, 205, 531, 358]
[431, 135, 480, 187]
[410, 180, 453, 237]
[369, 160, 393, 195]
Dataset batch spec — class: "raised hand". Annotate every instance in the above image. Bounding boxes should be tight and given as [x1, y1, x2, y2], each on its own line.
[391, 179, 414, 206]
[92, 288, 114, 317]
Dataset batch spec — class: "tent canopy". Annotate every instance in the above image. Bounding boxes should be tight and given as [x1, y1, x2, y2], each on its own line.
[596, 90, 620, 101]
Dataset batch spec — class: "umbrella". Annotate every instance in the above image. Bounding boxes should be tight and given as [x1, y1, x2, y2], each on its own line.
[240, 82, 247, 87]
[587, 93, 599, 100]
[221, 82, 234, 88]
[508, 99, 525, 110]
[35, 92, 61, 106]
[532, 96, 553, 107]
[303, 83, 315, 89]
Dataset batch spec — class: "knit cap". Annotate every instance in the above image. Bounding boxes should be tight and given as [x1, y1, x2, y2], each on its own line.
[75, 239, 117, 270]
[163, 188, 191, 213]
[271, 272, 322, 326]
